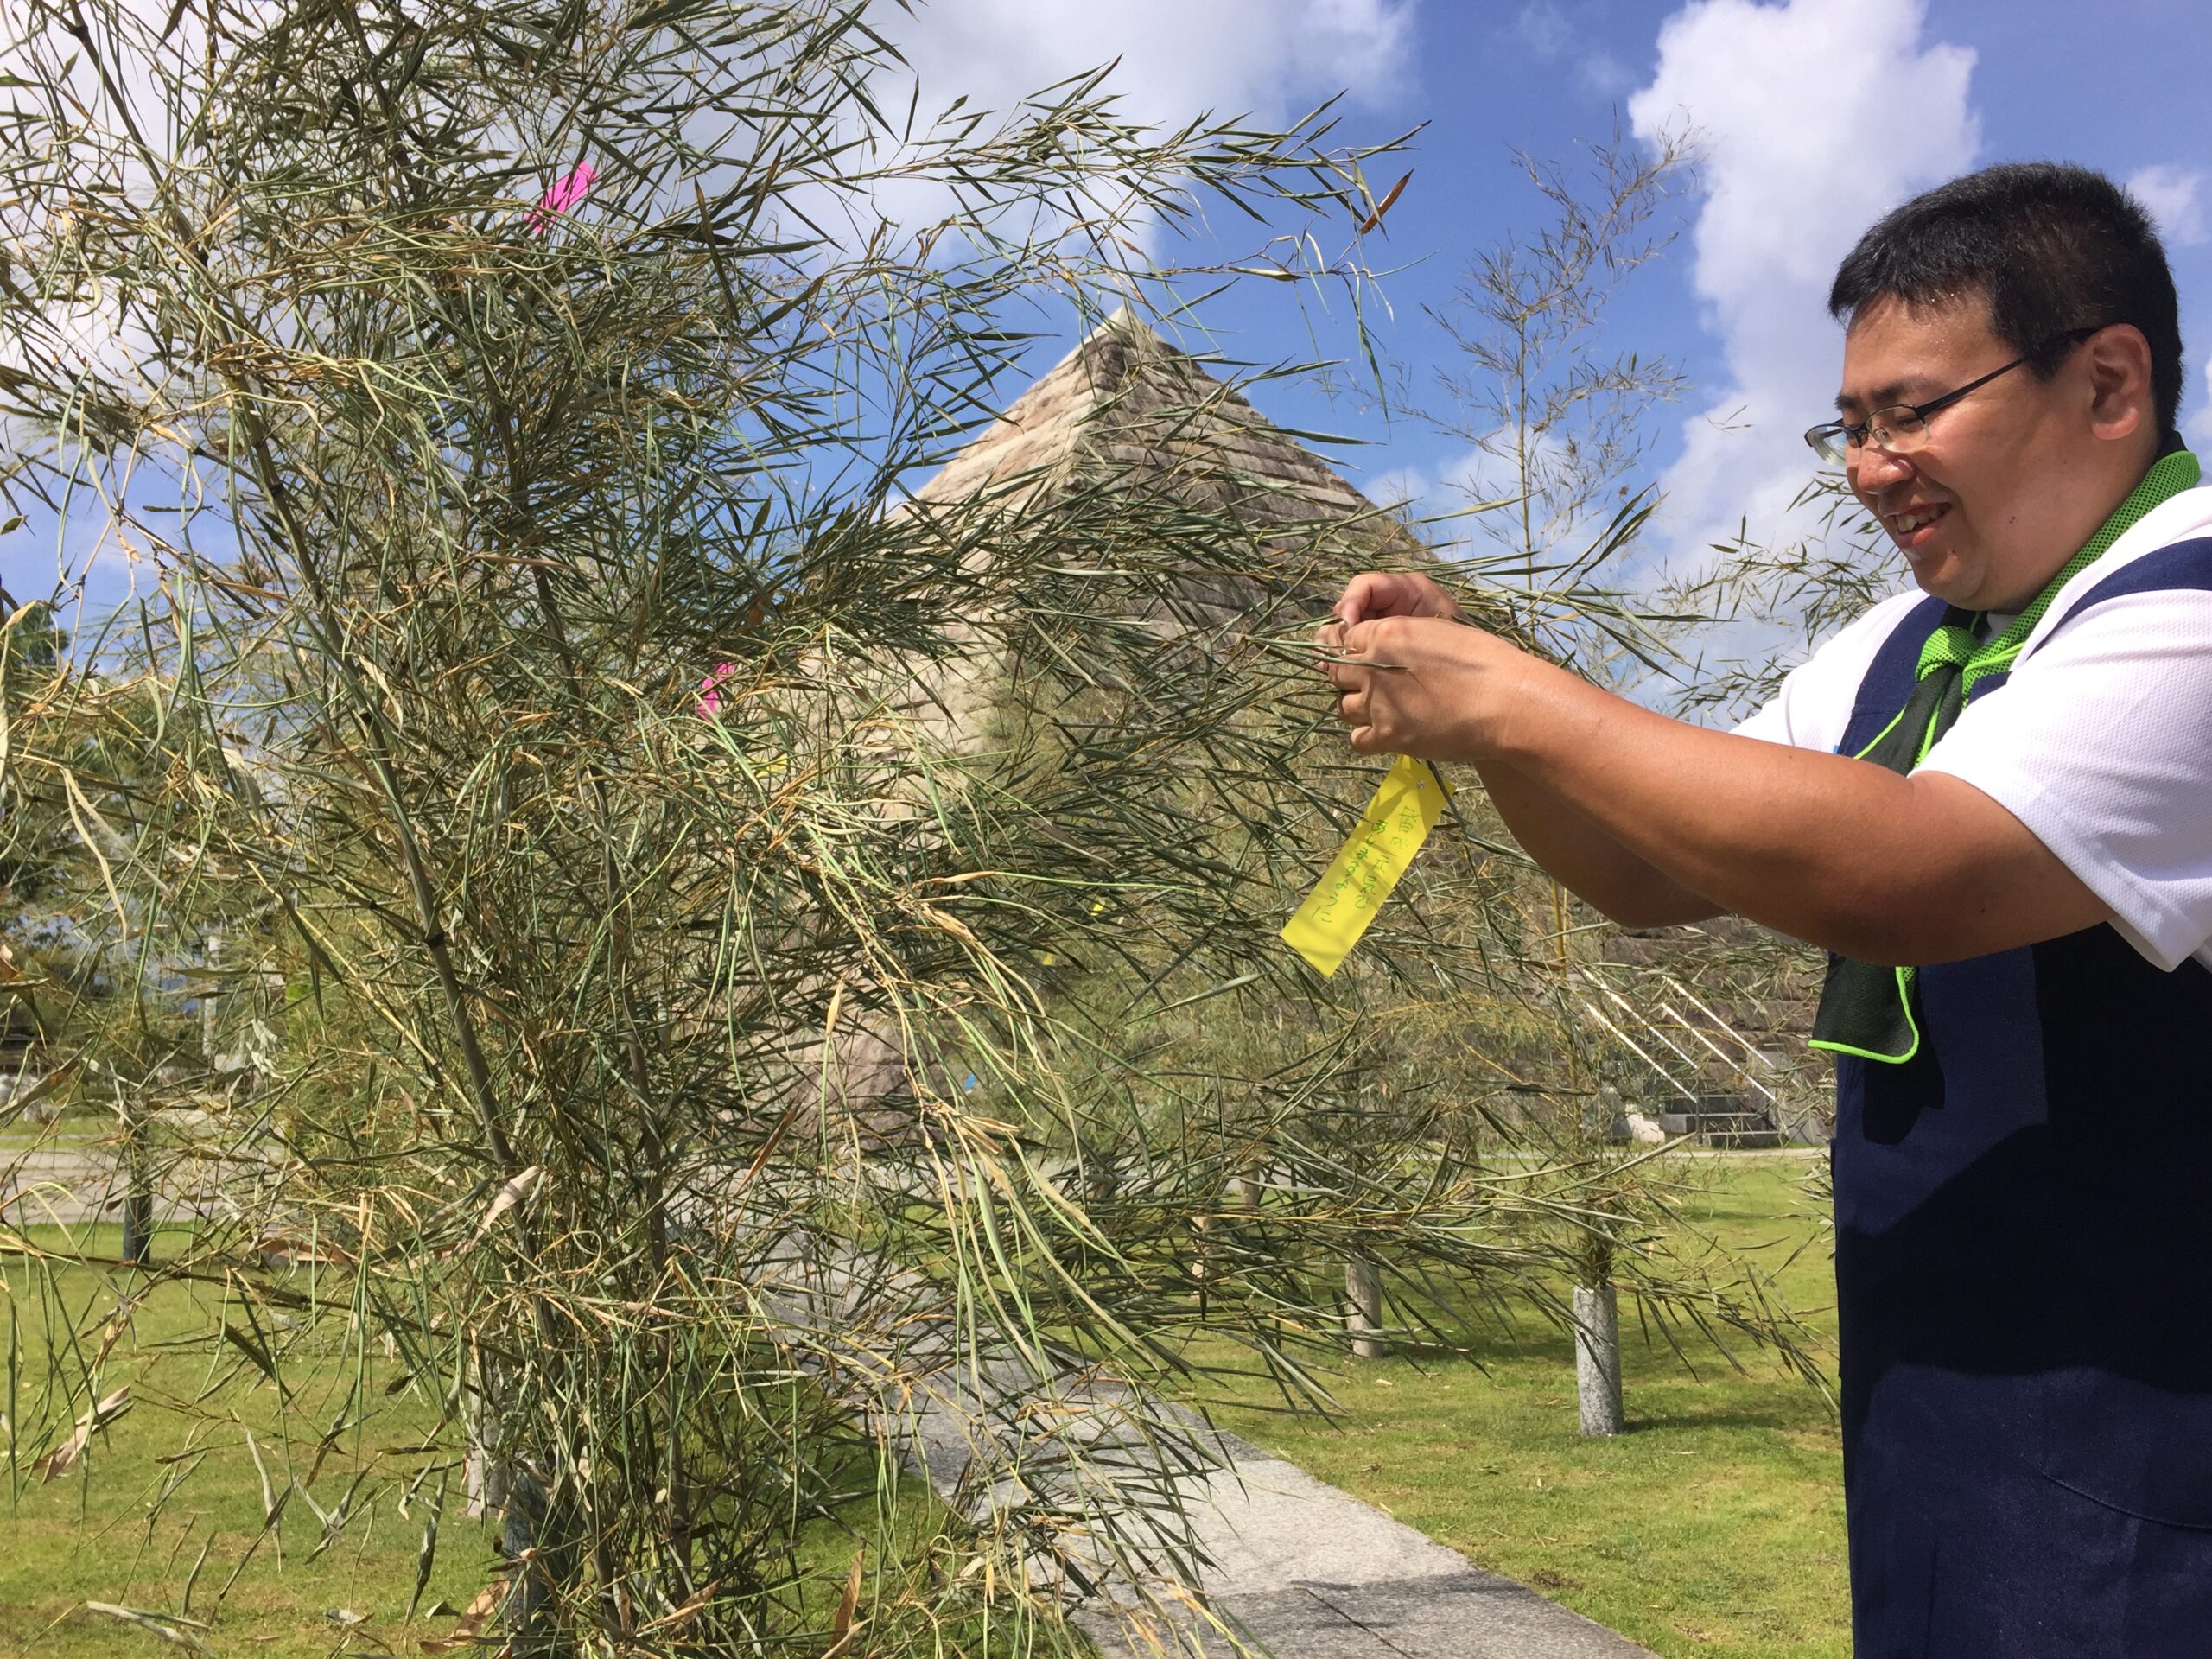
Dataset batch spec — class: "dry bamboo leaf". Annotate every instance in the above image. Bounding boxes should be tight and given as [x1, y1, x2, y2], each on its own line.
[37, 1387, 130, 1482]
[638, 1579, 721, 1633]
[1356, 168, 1413, 234]
[421, 1579, 505, 1655]
[0, 1059, 74, 1116]
[468, 1165, 544, 1245]
[821, 1548, 867, 1657]
[79, 1602, 219, 1656]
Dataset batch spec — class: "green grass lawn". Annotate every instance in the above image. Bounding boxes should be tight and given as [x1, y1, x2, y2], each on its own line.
[1, 1224, 500, 1658]
[0, 1119, 105, 1152]
[1190, 1155, 1848, 1659]
[0, 1226, 994, 1658]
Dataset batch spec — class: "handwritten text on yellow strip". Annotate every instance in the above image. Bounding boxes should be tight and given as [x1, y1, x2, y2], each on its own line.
[1281, 755, 1446, 977]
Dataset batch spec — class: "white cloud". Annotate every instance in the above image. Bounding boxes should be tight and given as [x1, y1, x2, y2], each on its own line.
[2187, 360, 2212, 450]
[2127, 163, 2209, 248]
[1359, 433, 1565, 554]
[1577, 51, 1633, 98]
[1366, 442, 1517, 516]
[884, 0, 1414, 132]
[1364, 463, 1426, 514]
[803, 0, 1415, 264]
[1514, 3, 1629, 97]
[1627, 0, 1979, 576]
[1516, 2, 1572, 60]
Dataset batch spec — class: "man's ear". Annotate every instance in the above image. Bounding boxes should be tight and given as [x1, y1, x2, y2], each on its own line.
[2082, 323, 2156, 444]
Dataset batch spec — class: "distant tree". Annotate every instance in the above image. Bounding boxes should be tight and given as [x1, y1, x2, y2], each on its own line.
[1402, 125, 1829, 1438]
[0, 587, 71, 919]
[1664, 473, 1904, 723]
[1421, 121, 1694, 664]
[1649, 472, 1909, 1147]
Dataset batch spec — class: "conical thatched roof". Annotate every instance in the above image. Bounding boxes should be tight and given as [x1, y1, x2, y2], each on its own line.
[913, 304, 1419, 569]
[881, 308, 1423, 754]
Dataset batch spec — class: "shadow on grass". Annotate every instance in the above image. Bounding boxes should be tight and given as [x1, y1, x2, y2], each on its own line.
[1621, 1406, 1817, 1435]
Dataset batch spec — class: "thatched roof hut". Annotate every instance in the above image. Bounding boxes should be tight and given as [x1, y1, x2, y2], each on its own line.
[817, 308, 1427, 1111]
[915, 305, 1416, 550]
[880, 304, 1427, 754]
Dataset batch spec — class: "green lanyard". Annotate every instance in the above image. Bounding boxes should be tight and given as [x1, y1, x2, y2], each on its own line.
[1809, 444, 2202, 1065]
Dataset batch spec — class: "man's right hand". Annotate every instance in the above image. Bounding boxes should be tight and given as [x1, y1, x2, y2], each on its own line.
[1318, 570, 1465, 708]
[1316, 566, 1723, 933]
[1331, 570, 1463, 628]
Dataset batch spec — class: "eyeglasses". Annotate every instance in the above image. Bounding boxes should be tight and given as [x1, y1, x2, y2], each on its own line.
[1804, 326, 2104, 467]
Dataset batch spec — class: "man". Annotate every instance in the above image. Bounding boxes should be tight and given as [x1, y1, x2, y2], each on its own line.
[1319, 162, 2212, 1655]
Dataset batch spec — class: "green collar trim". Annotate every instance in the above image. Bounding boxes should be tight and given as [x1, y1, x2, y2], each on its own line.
[1807, 965, 1923, 1064]
[1916, 447, 2202, 693]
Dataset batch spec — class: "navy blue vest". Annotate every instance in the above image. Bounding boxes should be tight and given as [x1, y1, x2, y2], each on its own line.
[1832, 539, 2212, 1656]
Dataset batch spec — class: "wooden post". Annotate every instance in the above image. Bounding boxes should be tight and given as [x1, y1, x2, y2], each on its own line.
[462, 1351, 507, 1519]
[1345, 1254, 1384, 1360]
[119, 1089, 153, 1268]
[200, 930, 222, 1062]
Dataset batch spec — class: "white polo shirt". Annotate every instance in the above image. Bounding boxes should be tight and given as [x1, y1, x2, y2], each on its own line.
[1733, 484, 2212, 973]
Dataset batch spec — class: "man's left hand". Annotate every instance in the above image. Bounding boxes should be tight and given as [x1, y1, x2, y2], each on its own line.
[1316, 613, 1535, 760]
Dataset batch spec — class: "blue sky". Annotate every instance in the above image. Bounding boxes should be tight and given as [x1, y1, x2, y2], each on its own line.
[877, 0, 2212, 579]
[16, 0, 2212, 624]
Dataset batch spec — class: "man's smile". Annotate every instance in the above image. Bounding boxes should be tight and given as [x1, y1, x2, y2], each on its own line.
[1879, 500, 1952, 550]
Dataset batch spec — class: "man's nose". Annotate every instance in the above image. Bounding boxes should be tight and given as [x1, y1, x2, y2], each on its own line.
[1848, 443, 1916, 498]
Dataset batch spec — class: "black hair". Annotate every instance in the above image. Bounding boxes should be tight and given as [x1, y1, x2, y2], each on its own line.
[1828, 162, 2184, 437]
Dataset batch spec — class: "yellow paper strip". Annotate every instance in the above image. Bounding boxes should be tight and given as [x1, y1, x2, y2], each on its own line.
[1281, 755, 1448, 977]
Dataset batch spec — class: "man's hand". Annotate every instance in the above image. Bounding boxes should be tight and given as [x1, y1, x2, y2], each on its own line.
[1318, 572, 1504, 761]
[1328, 570, 1463, 628]
[1313, 579, 1714, 927]
[1319, 614, 1534, 760]
[1306, 571, 2106, 962]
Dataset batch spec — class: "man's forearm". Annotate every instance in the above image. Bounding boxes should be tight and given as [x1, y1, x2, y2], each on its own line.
[1473, 757, 1722, 928]
[1321, 608, 2107, 962]
[1488, 659, 2106, 963]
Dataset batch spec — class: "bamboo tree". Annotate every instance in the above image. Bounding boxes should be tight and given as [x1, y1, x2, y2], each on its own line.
[0, 3, 1599, 1649]
[1401, 124, 1694, 1436]
[1421, 120, 1694, 658]
[0, 16, 1831, 1651]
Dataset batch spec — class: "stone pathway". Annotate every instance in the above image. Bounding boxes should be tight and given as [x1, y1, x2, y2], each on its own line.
[1071, 1417, 1656, 1657]
[1, 1130, 274, 1228]
[768, 1233, 1659, 1659]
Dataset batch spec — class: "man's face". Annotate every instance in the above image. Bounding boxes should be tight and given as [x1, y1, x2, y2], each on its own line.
[1837, 291, 2094, 612]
